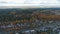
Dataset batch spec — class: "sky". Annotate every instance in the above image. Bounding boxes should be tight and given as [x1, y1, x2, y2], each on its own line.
[0, 0, 60, 8]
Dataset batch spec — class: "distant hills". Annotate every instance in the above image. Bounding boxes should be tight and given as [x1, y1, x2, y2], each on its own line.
[0, 8, 60, 14]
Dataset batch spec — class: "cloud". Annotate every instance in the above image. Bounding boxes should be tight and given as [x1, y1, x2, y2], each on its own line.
[0, 2, 8, 3]
[0, 0, 60, 8]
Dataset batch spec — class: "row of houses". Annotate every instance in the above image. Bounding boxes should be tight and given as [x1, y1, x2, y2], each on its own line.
[0, 19, 60, 34]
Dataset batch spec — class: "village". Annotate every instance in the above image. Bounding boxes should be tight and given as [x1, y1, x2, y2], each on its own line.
[0, 9, 60, 34]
